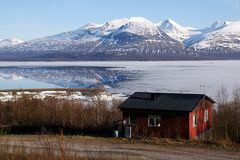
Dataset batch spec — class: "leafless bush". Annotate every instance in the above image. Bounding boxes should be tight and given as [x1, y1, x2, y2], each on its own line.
[0, 94, 122, 136]
[209, 86, 240, 143]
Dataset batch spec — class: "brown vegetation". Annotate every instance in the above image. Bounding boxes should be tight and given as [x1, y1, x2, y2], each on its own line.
[0, 92, 122, 136]
[205, 86, 240, 144]
[0, 135, 129, 160]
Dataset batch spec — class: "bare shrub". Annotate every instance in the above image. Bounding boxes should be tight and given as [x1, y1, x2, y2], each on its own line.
[210, 86, 240, 143]
[0, 94, 122, 136]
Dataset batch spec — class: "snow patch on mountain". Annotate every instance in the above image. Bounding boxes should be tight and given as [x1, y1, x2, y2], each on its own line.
[44, 23, 103, 42]
[116, 17, 161, 36]
[0, 38, 24, 47]
[94, 18, 129, 37]
[81, 23, 103, 29]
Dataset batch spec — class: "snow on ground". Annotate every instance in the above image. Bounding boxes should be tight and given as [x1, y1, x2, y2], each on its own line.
[0, 90, 125, 105]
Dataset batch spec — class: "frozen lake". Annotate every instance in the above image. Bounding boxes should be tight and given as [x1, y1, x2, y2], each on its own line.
[0, 61, 240, 98]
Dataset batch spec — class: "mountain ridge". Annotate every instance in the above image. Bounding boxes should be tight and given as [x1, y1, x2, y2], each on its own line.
[0, 17, 240, 60]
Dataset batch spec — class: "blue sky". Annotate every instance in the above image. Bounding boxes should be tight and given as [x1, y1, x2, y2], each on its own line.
[0, 0, 239, 40]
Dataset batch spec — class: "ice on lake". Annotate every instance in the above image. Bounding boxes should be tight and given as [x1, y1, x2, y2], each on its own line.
[0, 60, 240, 99]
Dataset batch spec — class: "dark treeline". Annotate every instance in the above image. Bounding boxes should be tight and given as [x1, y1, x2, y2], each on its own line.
[0, 93, 122, 136]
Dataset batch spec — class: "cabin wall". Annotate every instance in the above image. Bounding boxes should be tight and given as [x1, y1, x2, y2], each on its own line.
[123, 110, 189, 139]
[189, 99, 213, 139]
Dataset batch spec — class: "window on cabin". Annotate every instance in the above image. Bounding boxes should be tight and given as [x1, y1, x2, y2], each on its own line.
[193, 114, 198, 127]
[148, 115, 161, 127]
[155, 117, 161, 126]
[204, 109, 208, 122]
[129, 114, 137, 125]
[149, 117, 155, 126]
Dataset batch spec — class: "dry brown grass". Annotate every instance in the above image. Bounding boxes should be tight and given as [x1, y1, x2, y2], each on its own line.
[0, 134, 129, 160]
[0, 134, 239, 160]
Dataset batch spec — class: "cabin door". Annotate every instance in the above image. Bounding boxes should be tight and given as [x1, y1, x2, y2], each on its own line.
[125, 125, 131, 138]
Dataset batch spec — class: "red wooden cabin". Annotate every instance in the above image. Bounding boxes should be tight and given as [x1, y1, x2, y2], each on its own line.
[119, 92, 215, 139]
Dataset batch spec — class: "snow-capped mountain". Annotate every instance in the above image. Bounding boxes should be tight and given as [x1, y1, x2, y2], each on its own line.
[157, 19, 226, 44]
[183, 21, 227, 47]
[191, 21, 240, 50]
[0, 17, 187, 60]
[46, 23, 103, 41]
[157, 19, 240, 59]
[92, 17, 186, 59]
[0, 17, 240, 60]
[190, 21, 240, 58]
[0, 38, 24, 47]
[97, 18, 129, 36]
[118, 17, 160, 36]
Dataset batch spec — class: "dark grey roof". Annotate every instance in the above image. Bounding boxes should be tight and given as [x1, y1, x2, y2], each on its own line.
[119, 92, 215, 112]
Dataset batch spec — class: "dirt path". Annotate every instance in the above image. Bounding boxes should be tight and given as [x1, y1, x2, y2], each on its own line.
[0, 136, 239, 160]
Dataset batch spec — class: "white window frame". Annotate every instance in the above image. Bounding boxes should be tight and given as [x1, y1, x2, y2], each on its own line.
[204, 109, 209, 122]
[148, 115, 161, 127]
[193, 114, 197, 127]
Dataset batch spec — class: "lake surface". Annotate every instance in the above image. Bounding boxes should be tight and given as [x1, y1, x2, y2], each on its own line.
[0, 61, 240, 98]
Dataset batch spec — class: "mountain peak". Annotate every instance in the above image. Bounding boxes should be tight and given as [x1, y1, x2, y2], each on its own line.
[103, 18, 129, 29]
[160, 18, 187, 31]
[114, 17, 160, 37]
[81, 23, 102, 29]
[210, 20, 221, 29]
[0, 38, 24, 47]
[158, 18, 189, 42]
[165, 18, 175, 23]
[129, 17, 152, 24]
